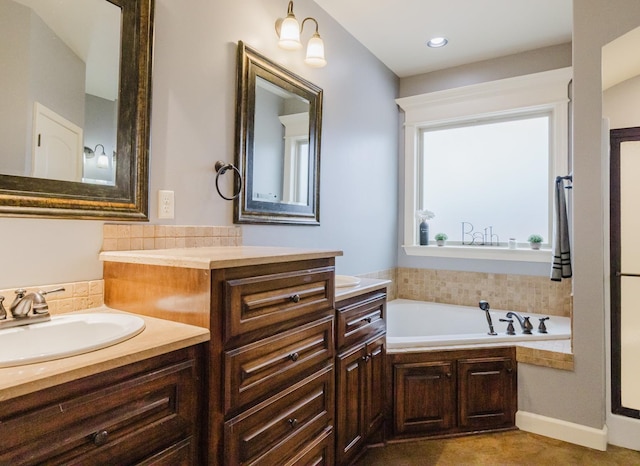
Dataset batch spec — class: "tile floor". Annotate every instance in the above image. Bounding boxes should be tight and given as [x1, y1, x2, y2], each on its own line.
[356, 430, 640, 465]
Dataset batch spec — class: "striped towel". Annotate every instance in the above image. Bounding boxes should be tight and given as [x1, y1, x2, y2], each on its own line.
[551, 176, 572, 281]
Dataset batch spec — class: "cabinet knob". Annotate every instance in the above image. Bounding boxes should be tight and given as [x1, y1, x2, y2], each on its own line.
[289, 352, 300, 362]
[507, 367, 513, 373]
[92, 430, 109, 446]
[446, 372, 452, 378]
[362, 354, 371, 362]
[288, 418, 298, 428]
[290, 294, 300, 303]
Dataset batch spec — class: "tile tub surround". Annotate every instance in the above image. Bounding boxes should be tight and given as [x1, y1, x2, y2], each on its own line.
[102, 224, 243, 251]
[397, 268, 572, 318]
[0, 280, 104, 314]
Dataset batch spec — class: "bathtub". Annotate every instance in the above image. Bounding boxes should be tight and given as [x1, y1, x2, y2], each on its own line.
[386, 299, 571, 350]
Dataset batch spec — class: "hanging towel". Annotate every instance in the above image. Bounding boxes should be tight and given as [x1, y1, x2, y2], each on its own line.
[551, 176, 572, 281]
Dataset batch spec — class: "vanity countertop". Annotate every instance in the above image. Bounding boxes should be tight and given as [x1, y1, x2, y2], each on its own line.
[335, 277, 392, 302]
[100, 245, 343, 269]
[0, 307, 210, 402]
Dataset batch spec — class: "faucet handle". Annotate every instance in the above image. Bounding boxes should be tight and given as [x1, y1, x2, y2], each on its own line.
[499, 318, 515, 335]
[538, 317, 550, 334]
[0, 296, 6, 320]
[523, 316, 533, 334]
[32, 287, 65, 315]
[14, 288, 27, 297]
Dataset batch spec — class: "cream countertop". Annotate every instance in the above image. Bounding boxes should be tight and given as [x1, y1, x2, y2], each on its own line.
[335, 277, 392, 301]
[100, 246, 343, 269]
[0, 307, 210, 402]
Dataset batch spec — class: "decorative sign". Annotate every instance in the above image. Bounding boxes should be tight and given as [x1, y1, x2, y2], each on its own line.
[461, 222, 499, 246]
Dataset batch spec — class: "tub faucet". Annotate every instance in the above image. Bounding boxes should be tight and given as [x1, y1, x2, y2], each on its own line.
[479, 300, 497, 336]
[505, 311, 533, 334]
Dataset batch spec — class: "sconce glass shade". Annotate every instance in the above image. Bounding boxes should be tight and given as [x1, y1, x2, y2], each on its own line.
[278, 15, 302, 50]
[304, 33, 326, 68]
[97, 154, 109, 168]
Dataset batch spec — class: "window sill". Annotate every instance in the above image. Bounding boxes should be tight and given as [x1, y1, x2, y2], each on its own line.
[402, 245, 552, 262]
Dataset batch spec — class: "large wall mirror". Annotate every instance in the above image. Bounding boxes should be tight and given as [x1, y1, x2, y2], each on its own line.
[234, 41, 322, 225]
[0, 0, 153, 219]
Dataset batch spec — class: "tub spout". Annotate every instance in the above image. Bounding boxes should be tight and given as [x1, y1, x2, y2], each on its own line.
[506, 311, 533, 334]
[479, 300, 497, 336]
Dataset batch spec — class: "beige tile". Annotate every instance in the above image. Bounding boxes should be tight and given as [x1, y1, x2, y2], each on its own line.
[143, 225, 155, 238]
[103, 224, 119, 239]
[154, 225, 166, 237]
[73, 282, 89, 297]
[89, 280, 104, 296]
[175, 237, 186, 248]
[130, 238, 144, 250]
[102, 238, 118, 251]
[117, 224, 131, 238]
[143, 238, 155, 250]
[116, 238, 131, 250]
[130, 224, 144, 238]
[154, 237, 166, 249]
[165, 237, 176, 248]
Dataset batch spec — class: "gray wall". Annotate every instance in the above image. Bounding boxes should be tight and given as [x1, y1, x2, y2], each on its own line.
[0, 0, 399, 288]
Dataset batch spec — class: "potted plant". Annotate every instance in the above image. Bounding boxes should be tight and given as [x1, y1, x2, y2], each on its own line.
[527, 234, 543, 250]
[435, 233, 448, 246]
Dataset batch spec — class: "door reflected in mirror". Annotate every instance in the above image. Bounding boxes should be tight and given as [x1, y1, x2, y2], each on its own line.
[235, 41, 322, 225]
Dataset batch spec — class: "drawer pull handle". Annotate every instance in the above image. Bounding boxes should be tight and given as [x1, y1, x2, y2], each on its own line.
[92, 430, 109, 446]
[289, 352, 300, 362]
[288, 418, 298, 428]
[364, 317, 372, 323]
[290, 294, 301, 303]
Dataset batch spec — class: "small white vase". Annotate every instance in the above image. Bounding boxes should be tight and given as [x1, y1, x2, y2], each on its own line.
[436, 239, 445, 247]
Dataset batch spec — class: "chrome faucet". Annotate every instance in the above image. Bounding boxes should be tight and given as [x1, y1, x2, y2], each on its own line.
[505, 311, 533, 334]
[0, 287, 65, 329]
[479, 300, 497, 335]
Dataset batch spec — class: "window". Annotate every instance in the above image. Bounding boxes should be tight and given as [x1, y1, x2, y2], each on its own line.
[397, 68, 571, 261]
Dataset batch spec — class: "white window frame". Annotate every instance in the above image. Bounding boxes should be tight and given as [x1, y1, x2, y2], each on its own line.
[397, 68, 572, 262]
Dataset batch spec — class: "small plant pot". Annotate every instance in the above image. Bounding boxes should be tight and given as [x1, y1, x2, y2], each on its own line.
[530, 242, 541, 250]
[436, 239, 446, 247]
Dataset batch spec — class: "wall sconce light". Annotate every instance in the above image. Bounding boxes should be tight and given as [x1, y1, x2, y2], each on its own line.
[275, 1, 327, 68]
[95, 144, 109, 168]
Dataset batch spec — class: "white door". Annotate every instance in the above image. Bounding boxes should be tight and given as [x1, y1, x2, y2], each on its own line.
[32, 102, 83, 182]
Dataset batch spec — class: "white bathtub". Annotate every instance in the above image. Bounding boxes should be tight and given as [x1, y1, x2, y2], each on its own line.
[386, 299, 571, 350]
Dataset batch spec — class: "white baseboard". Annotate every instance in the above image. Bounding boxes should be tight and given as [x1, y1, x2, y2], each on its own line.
[516, 411, 608, 451]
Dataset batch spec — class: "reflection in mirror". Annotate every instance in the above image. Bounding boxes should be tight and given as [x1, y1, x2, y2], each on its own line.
[0, 0, 153, 219]
[1, 0, 120, 186]
[235, 41, 322, 225]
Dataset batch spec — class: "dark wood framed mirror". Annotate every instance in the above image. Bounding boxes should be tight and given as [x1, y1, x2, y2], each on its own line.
[0, 0, 153, 220]
[234, 41, 322, 225]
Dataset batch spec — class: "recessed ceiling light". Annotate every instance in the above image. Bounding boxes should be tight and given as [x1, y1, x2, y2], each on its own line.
[427, 37, 448, 48]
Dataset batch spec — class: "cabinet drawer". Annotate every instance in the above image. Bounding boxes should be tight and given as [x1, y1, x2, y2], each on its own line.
[225, 316, 334, 414]
[336, 291, 386, 350]
[224, 366, 334, 466]
[1, 354, 199, 466]
[224, 266, 334, 343]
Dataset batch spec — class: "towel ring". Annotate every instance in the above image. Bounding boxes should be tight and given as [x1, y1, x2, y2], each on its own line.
[214, 161, 242, 201]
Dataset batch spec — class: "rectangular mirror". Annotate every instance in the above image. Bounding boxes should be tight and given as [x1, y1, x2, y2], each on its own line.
[0, 0, 153, 219]
[234, 41, 322, 225]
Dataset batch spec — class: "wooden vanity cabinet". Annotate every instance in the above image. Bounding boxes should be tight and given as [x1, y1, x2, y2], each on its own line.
[335, 290, 387, 465]
[0, 345, 205, 466]
[390, 347, 517, 439]
[105, 256, 338, 465]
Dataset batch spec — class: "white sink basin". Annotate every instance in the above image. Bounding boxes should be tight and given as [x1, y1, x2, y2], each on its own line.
[0, 313, 145, 368]
[336, 275, 361, 288]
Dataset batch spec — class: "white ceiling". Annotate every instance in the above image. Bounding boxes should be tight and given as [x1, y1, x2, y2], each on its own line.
[314, 0, 573, 78]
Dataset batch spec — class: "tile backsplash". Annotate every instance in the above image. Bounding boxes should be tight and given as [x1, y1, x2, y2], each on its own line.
[396, 268, 572, 317]
[102, 224, 243, 251]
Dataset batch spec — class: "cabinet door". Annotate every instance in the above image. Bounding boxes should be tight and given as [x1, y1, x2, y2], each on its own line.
[394, 361, 455, 435]
[365, 335, 385, 437]
[458, 356, 516, 430]
[336, 344, 367, 465]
